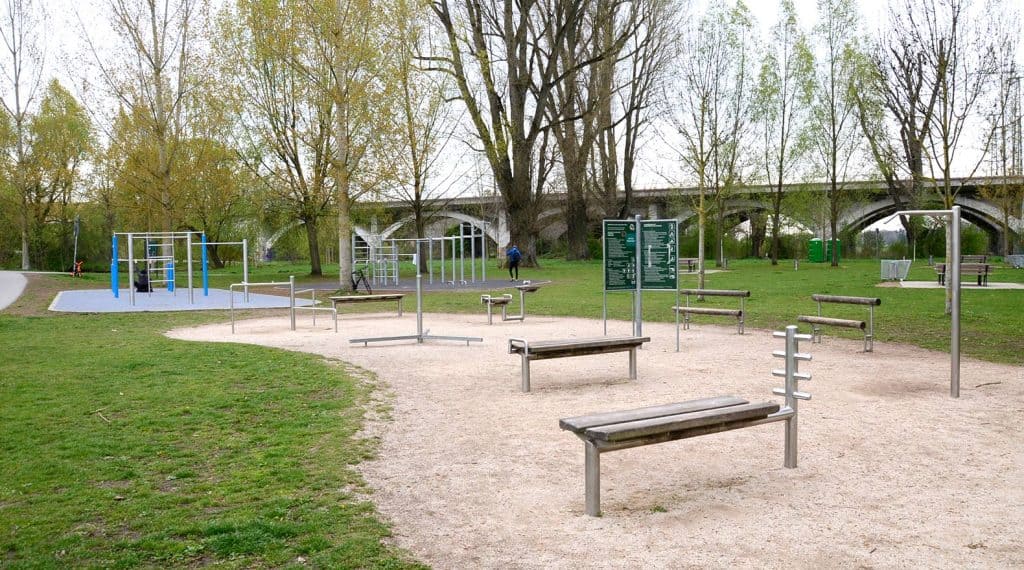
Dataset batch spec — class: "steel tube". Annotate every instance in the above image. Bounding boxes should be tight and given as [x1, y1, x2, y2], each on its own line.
[629, 348, 637, 379]
[521, 354, 531, 392]
[243, 239, 249, 301]
[951, 206, 961, 397]
[186, 233, 194, 304]
[633, 214, 642, 338]
[128, 234, 135, 306]
[289, 276, 296, 331]
[111, 234, 119, 297]
[585, 441, 601, 517]
[784, 325, 799, 468]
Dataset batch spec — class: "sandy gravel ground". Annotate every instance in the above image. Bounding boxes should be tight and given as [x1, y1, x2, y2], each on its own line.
[168, 311, 1024, 569]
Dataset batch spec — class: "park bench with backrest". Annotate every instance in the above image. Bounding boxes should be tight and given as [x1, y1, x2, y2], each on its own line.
[672, 289, 750, 335]
[934, 262, 992, 286]
[559, 326, 811, 516]
[797, 294, 880, 352]
[678, 258, 699, 272]
[329, 293, 405, 316]
[507, 335, 649, 392]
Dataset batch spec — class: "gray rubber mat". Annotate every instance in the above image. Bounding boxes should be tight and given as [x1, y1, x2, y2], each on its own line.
[49, 288, 313, 313]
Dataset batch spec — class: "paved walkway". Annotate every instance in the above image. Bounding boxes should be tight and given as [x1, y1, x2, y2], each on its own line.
[0, 271, 27, 310]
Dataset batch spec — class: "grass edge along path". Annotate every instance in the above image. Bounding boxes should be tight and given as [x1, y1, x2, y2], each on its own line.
[0, 284, 426, 569]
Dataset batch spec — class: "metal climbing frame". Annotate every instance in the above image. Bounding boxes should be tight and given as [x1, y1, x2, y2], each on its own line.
[352, 222, 490, 287]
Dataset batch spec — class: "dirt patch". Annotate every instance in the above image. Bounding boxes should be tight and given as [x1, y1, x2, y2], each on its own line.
[168, 312, 1024, 568]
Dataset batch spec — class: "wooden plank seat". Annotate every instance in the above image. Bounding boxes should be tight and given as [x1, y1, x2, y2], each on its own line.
[678, 257, 699, 272]
[508, 335, 650, 392]
[797, 294, 880, 352]
[672, 289, 750, 337]
[329, 293, 405, 316]
[560, 396, 793, 516]
[934, 262, 992, 286]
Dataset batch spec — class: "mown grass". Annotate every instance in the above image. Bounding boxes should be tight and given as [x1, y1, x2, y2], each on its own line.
[0, 278, 424, 569]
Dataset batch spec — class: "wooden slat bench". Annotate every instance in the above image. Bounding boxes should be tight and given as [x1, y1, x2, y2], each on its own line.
[797, 294, 880, 352]
[329, 294, 405, 316]
[673, 289, 750, 338]
[934, 263, 992, 286]
[508, 335, 650, 392]
[560, 397, 793, 516]
[678, 257, 699, 272]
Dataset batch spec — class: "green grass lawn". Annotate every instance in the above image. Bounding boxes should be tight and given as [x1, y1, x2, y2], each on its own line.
[0, 282, 425, 568]
[3, 256, 1021, 567]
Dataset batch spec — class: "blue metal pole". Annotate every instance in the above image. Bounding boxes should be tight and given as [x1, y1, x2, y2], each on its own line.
[168, 261, 175, 292]
[201, 234, 209, 296]
[111, 234, 119, 298]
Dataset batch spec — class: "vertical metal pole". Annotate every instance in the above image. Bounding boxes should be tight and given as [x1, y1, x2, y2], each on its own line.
[243, 238, 250, 301]
[675, 288, 680, 352]
[451, 236, 456, 284]
[128, 234, 135, 306]
[111, 234, 119, 297]
[482, 223, 488, 283]
[951, 206, 961, 398]
[784, 325, 798, 468]
[289, 275, 296, 331]
[186, 233, 194, 304]
[230, 285, 235, 333]
[634, 214, 642, 338]
[628, 347, 637, 379]
[201, 234, 209, 297]
[459, 229, 465, 284]
[470, 225, 477, 283]
[584, 441, 601, 517]
[439, 238, 445, 284]
[603, 291, 608, 335]
[416, 273, 424, 342]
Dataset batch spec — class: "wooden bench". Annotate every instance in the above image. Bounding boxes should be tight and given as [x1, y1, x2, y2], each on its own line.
[560, 397, 791, 515]
[329, 294, 405, 316]
[960, 254, 988, 264]
[934, 263, 992, 286]
[672, 289, 750, 336]
[559, 325, 811, 516]
[678, 257, 699, 272]
[797, 294, 880, 352]
[508, 335, 649, 392]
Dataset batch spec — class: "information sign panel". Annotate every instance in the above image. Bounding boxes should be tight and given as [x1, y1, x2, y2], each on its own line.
[640, 220, 678, 290]
[603, 220, 637, 291]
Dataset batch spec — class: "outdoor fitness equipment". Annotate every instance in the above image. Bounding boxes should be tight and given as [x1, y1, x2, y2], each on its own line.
[228, 275, 337, 334]
[111, 231, 249, 306]
[353, 224, 490, 287]
[349, 255, 483, 346]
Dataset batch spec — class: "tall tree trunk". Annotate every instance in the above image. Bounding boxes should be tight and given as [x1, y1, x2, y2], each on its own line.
[306, 217, 322, 276]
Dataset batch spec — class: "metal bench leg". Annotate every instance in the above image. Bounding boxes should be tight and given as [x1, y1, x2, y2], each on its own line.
[398, 298, 403, 316]
[585, 441, 601, 516]
[628, 348, 637, 380]
[784, 415, 798, 468]
[486, 303, 493, 325]
[811, 326, 821, 344]
[521, 354, 531, 392]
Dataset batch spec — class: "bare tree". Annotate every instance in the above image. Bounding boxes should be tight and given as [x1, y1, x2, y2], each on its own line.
[428, 0, 613, 265]
[810, 0, 864, 266]
[754, 0, 814, 265]
[0, 0, 45, 269]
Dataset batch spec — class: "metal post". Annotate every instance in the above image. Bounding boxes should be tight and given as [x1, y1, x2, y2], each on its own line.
[459, 229, 465, 284]
[416, 273, 424, 342]
[201, 234, 209, 297]
[951, 206, 961, 398]
[481, 223, 488, 283]
[242, 238, 250, 301]
[289, 275, 296, 331]
[675, 288, 680, 352]
[440, 238, 445, 284]
[584, 441, 601, 517]
[470, 224, 476, 283]
[186, 233, 194, 304]
[784, 325, 798, 468]
[629, 347, 637, 379]
[428, 237, 434, 284]
[111, 234, 119, 297]
[633, 214, 642, 338]
[128, 234, 135, 306]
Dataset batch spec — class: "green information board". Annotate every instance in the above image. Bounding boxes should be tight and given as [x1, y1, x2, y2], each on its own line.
[603, 220, 636, 291]
[603, 219, 677, 291]
[640, 220, 678, 290]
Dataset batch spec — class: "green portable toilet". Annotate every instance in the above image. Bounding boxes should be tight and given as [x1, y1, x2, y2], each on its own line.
[808, 238, 824, 262]
[825, 239, 841, 262]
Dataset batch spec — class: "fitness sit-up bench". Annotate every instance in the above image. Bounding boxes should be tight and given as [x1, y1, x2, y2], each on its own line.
[797, 294, 880, 352]
[559, 326, 812, 516]
[329, 293, 405, 317]
[480, 281, 547, 324]
[508, 335, 649, 392]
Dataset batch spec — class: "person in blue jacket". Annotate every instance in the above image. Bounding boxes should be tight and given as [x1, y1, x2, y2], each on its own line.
[506, 244, 522, 281]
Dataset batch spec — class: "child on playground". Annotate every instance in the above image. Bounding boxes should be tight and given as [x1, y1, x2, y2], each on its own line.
[506, 244, 522, 281]
[134, 268, 152, 292]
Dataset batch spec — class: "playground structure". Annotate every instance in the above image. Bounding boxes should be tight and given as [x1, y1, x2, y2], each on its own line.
[111, 231, 249, 306]
[353, 223, 490, 287]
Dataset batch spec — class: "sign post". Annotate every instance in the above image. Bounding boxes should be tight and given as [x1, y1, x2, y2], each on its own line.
[603, 217, 678, 337]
